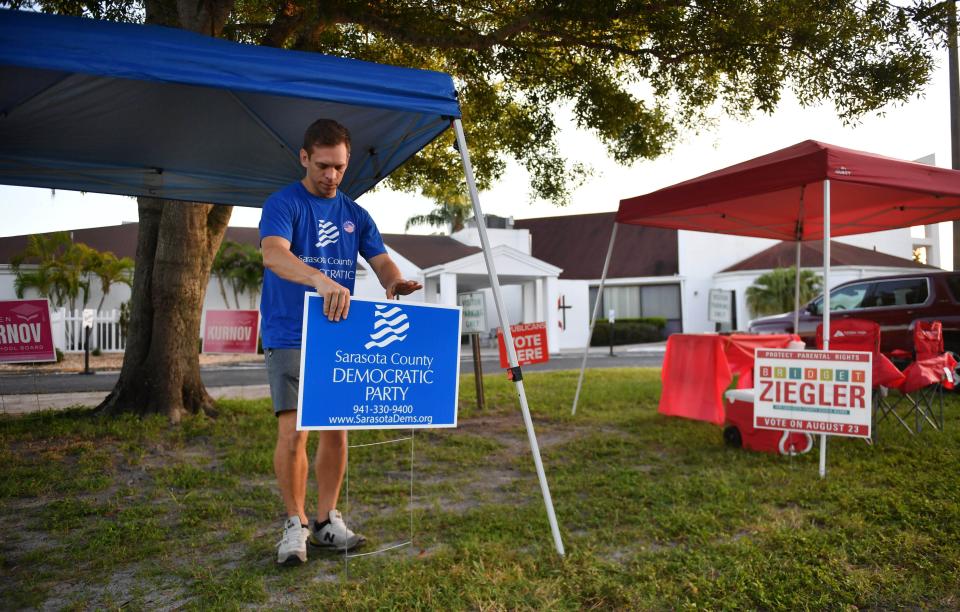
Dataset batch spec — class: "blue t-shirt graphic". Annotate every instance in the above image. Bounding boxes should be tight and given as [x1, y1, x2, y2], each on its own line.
[259, 181, 387, 348]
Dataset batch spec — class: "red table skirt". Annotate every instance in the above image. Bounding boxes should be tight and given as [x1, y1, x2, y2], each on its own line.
[658, 333, 800, 425]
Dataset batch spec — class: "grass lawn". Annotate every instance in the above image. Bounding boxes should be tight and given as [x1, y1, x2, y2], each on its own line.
[1, 368, 958, 610]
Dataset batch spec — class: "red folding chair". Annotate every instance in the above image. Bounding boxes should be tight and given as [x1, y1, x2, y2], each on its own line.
[895, 321, 958, 431]
[816, 319, 905, 438]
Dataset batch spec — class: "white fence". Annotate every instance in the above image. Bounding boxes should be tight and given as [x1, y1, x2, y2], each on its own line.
[51, 308, 126, 353]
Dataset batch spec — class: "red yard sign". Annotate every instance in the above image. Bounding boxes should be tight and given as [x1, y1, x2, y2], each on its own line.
[497, 322, 549, 368]
[203, 310, 260, 354]
[0, 299, 56, 363]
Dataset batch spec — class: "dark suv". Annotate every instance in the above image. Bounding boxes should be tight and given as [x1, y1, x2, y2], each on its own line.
[749, 271, 960, 357]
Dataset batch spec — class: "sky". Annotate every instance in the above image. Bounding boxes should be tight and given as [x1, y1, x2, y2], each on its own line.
[0, 50, 955, 264]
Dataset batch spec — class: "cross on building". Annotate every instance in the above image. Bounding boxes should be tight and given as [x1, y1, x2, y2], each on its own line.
[557, 295, 572, 330]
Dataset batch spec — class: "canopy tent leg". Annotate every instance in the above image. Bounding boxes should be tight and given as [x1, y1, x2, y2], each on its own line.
[793, 240, 801, 333]
[572, 222, 620, 415]
[793, 185, 806, 334]
[820, 179, 832, 478]
[452, 119, 565, 556]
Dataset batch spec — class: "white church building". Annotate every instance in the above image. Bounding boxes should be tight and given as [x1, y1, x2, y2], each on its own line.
[0, 213, 943, 353]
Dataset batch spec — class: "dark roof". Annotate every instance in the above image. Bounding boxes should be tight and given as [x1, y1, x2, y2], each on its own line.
[0, 224, 263, 263]
[721, 240, 936, 272]
[513, 212, 679, 279]
[380, 234, 481, 268]
[0, 224, 476, 271]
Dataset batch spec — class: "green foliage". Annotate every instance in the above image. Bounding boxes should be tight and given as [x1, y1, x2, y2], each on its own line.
[591, 317, 667, 346]
[405, 192, 473, 234]
[747, 266, 823, 318]
[11, 231, 133, 315]
[212, 240, 263, 309]
[88, 250, 134, 314]
[1, 371, 959, 608]
[9, 1, 942, 208]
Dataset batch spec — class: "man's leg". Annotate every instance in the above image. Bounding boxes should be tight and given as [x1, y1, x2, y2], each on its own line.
[266, 348, 311, 565]
[309, 429, 365, 551]
[275, 411, 310, 526]
[314, 429, 346, 517]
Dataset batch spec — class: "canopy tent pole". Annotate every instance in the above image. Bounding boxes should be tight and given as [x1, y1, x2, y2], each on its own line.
[453, 119, 565, 556]
[820, 179, 832, 478]
[793, 240, 802, 332]
[572, 222, 620, 415]
[793, 186, 806, 333]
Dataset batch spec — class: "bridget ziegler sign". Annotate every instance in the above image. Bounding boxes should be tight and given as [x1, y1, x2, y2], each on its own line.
[753, 349, 873, 439]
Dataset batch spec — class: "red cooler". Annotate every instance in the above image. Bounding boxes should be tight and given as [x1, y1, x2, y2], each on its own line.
[723, 389, 813, 455]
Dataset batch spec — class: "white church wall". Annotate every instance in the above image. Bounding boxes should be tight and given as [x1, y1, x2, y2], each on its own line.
[353, 248, 426, 303]
[451, 227, 531, 254]
[678, 231, 778, 333]
[835, 229, 915, 261]
[555, 279, 590, 350]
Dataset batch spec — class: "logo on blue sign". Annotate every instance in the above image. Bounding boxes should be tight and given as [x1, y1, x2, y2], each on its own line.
[365, 304, 409, 349]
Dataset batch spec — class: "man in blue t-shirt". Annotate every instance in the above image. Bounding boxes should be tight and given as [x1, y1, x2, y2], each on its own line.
[260, 119, 421, 566]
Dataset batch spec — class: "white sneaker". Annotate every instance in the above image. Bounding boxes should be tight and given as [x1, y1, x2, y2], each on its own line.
[309, 510, 366, 552]
[276, 516, 309, 566]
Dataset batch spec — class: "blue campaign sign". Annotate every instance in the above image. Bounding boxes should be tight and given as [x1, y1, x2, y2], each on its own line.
[297, 295, 462, 430]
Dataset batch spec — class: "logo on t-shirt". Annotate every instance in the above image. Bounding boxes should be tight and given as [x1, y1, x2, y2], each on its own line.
[316, 219, 340, 247]
[343, 221, 356, 234]
[364, 304, 409, 350]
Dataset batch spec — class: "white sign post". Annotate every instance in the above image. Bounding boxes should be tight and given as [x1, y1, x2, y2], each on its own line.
[754, 349, 873, 445]
[607, 309, 616, 356]
[81, 308, 96, 375]
[458, 292, 488, 411]
[457, 292, 486, 334]
[708, 289, 733, 324]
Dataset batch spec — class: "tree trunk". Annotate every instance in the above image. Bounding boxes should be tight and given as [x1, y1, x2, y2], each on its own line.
[95, 0, 235, 422]
[96, 200, 232, 422]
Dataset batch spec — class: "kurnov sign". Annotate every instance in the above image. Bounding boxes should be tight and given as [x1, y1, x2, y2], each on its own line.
[203, 309, 259, 354]
[297, 296, 461, 430]
[0, 299, 56, 363]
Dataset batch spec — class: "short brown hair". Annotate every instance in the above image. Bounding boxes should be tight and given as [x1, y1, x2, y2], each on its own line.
[302, 119, 351, 154]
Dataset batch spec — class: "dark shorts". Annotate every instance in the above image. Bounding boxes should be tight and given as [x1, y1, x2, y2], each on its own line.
[265, 348, 301, 416]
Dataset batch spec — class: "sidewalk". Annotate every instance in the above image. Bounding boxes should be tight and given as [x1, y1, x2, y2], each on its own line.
[0, 384, 271, 416]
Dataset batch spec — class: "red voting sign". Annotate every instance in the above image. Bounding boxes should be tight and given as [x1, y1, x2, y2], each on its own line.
[203, 310, 259, 354]
[497, 321, 549, 368]
[0, 299, 56, 363]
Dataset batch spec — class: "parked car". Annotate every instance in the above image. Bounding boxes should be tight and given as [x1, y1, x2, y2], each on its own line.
[749, 271, 960, 358]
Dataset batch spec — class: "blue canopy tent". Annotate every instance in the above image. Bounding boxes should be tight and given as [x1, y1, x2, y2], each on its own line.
[0, 9, 564, 554]
[0, 9, 457, 204]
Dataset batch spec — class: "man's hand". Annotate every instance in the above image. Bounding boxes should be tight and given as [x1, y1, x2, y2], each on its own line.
[387, 279, 423, 300]
[314, 274, 351, 321]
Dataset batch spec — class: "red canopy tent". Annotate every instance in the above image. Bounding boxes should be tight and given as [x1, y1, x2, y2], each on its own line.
[572, 140, 960, 476]
[616, 140, 960, 239]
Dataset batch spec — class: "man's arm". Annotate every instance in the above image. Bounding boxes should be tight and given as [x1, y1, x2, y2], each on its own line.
[367, 253, 423, 299]
[261, 235, 351, 321]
